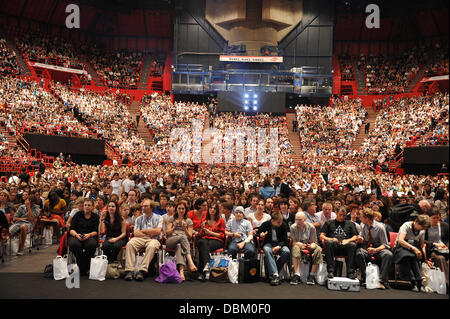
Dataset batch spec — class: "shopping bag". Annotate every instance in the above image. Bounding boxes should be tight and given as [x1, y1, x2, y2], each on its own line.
[429, 267, 446, 295]
[89, 255, 108, 281]
[210, 267, 229, 283]
[228, 259, 239, 284]
[365, 262, 380, 289]
[155, 259, 182, 284]
[8, 236, 19, 256]
[53, 255, 69, 280]
[316, 262, 328, 285]
[238, 258, 260, 283]
[43, 227, 53, 245]
[421, 263, 434, 293]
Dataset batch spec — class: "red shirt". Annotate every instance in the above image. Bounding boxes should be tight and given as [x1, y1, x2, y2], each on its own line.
[201, 218, 226, 242]
[187, 210, 207, 232]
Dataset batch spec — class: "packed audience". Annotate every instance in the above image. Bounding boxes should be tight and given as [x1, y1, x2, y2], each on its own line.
[356, 46, 428, 94]
[90, 50, 143, 89]
[358, 93, 449, 167]
[295, 97, 366, 169]
[0, 76, 92, 138]
[0, 161, 448, 291]
[339, 55, 355, 81]
[0, 38, 19, 76]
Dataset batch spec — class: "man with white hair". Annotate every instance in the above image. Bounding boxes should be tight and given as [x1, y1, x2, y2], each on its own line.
[289, 211, 323, 285]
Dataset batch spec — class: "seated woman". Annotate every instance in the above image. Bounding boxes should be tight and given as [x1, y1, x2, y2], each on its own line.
[196, 203, 225, 280]
[187, 198, 207, 237]
[165, 201, 197, 280]
[425, 207, 449, 288]
[393, 214, 432, 292]
[41, 190, 67, 239]
[100, 201, 127, 263]
[68, 199, 99, 276]
[247, 199, 272, 236]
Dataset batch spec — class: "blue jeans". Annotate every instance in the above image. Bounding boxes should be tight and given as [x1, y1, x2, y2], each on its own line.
[228, 241, 256, 259]
[263, 244, 290, 276]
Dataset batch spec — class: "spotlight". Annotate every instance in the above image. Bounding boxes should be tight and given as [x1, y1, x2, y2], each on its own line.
[245, 100, 249, 104]
[253, 100, 257, 104]
[253, 106, 257, 111]
[254, 94, 258, 98]
[245, 94, 249, 98]
[244, 106, 249, 111]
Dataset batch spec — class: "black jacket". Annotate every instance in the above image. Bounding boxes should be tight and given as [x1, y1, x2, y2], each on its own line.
[277, 183, 293, 198]
[256, 220, 289, 248]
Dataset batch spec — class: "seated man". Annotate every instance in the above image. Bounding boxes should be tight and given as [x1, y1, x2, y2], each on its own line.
[320, 208, 358, 279]
[124, 198, 162, 281]
[8, 194, 41, 255]
[289, 212, 323, 285]
[225, 206, 255, 260]
[355, 208, 393, 289]
[256, 212, 290, 286]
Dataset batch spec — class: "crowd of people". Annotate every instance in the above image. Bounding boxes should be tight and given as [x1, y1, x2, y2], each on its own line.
[90, 50, 143, 89]
[356, 47, 423, 94]
[358, 93, 449, 168]
[295, 97, 366, 169]
[211, 112, 294, 166]
[0, 162, 448, 291]
[0, 38, 19, 76]
[0, 76, 93, 138]
[339, 55, 355, 81]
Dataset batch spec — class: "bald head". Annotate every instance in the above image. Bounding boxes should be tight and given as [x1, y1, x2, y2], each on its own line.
[418, 200, 431, 213]
[295, 211, 307, 227]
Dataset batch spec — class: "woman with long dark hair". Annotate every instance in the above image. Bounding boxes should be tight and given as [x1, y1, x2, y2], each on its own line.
[196, 203, 225, 280]
[165, 202, 197, 280]
[100, 201, 127, 262]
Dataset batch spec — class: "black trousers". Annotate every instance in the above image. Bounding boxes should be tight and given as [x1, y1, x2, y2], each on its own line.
[68, 236, 98, 274]
[324, 241, 357, 275]
[355, 247, 393, 282]
[196, 238, 223, 271]
[102, 238, 127, 262]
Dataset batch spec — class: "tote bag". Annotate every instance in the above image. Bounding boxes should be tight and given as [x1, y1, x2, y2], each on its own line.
[89, 255, 108, 281]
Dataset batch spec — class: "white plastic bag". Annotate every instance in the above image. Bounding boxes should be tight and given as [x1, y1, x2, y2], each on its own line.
[228, 259, 239, 284]
[421, 263, 434, 293]
[43, 227, 53, 245]
[8, 237, 19, 256]
[429, 267, 446, 295]
[89, 255, 108, 281]
[300, 261, 310, 283]
[365, 262, 380, 289]
[316, 262, 328, 285]
[53, 255, 69, 280]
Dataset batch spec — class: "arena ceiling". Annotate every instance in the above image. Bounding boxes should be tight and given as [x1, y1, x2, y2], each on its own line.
[0, 0, 173, 37]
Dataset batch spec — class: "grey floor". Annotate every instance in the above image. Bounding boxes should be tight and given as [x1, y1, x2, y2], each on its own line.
[0, 244, 448, 300]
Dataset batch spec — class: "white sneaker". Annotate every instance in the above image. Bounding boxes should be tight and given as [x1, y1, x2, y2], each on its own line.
[411, 286, 419, 292]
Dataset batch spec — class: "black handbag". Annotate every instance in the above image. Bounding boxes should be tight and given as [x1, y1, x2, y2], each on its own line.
[238, 258, 260, 283]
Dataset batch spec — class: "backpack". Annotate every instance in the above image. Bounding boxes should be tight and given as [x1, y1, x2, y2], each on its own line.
[43, 264, 53, 279]
[387, 204, 420, 232]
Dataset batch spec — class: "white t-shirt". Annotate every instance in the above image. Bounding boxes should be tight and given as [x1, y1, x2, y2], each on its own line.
[247, 212, 271, 230]
[122, 179, 135, 193]
[111, 179, 122, 195]
[395, 221, 425, 246]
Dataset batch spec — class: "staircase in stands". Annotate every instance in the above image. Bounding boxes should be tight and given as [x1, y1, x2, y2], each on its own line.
[127, 101, 154, 146]
[350, 107, 377, 150]
[285, 113, 303, 165]
[83, 60, 103, 86]
[1, 31, 33, 77]
[0, 124, 17, 148]
[353, 60, 366, 95]
[138, 54, 152, 90]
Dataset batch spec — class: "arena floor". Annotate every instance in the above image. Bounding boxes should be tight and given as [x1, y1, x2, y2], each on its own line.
[0, 245, 447, 300]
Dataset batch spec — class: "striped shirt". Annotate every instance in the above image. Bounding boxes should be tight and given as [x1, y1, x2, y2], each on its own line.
[135, 213, 163, 239]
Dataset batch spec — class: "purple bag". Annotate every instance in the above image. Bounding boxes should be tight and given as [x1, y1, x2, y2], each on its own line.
[155, 260, 182, 284]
